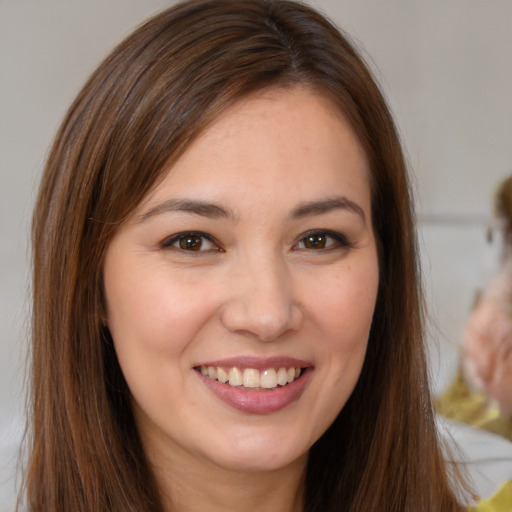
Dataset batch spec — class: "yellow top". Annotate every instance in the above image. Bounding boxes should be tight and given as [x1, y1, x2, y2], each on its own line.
[438, 368, 512, 511]
[470, 481, 512, 512]
[437, 367, 512, 442]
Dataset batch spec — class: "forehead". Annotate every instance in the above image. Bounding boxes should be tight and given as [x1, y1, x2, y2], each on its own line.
[137, 86, 371, 217]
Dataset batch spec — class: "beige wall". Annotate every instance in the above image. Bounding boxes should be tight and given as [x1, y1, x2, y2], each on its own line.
[1, 1, 511, 507]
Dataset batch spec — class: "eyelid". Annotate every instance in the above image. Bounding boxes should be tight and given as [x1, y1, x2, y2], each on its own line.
[160, 231, 222, 252]
[294, 229, 354, 250]
[159, 229, 352, 252]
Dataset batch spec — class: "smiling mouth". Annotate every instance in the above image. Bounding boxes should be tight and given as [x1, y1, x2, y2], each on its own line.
[196, 366, 304, 391]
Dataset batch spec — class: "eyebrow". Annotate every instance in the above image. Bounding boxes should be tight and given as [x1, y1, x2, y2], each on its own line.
[290, 197, 366, 222]
[138, 198, 236, 223]
[138, 196, 366, 224]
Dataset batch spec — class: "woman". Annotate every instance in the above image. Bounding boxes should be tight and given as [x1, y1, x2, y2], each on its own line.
[24, 0, 468, 510]
[439, 174, 512, 439]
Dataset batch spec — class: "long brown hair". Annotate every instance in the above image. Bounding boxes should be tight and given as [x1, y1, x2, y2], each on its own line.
[25, 0, 465, 510]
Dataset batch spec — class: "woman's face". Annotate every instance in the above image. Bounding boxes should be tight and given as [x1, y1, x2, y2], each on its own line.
[103, 87, 379, 474]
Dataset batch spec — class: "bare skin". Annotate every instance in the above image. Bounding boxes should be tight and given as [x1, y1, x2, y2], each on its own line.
[104, 87, 378, 511]
[145, 432, 307, 512]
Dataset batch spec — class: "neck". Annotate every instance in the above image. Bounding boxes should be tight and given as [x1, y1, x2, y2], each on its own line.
[146, 441, 307, 512]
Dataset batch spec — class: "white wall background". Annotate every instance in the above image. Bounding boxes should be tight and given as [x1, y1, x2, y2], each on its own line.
[1, 1, 511, 509]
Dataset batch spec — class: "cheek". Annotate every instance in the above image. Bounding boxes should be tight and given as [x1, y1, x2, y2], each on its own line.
[302, 257, 379, 395]
[306, 260, 379, 347]
[105, 262, 214, 353]
[291, 265, 378, 445]
[103, 263, 221, 421]
[104, 266, 226, 416]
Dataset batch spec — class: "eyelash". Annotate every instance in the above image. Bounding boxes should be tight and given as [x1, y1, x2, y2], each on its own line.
[160, 229, 353, 253]
[160, 231, 223, 253]
[293, 229, 353, 252]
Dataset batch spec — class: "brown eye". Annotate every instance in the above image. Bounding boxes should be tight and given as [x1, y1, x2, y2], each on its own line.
[162, 232, 219, 252]
[295, 230, 351, 252]
[179, 235, 204, 251]
[303, 234, 327, 249]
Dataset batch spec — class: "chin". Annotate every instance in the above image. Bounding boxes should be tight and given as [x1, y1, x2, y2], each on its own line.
[206, 430, 309, 473]
[211, 452, 306, 474]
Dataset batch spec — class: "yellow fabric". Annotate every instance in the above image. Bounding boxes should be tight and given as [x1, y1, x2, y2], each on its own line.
[439, 368, 512, 510]
[437, 367, 512, 442]
[469, 481, 512, 512]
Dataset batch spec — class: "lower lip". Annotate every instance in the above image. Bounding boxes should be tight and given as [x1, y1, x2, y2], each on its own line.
[197, 368, 312, 414]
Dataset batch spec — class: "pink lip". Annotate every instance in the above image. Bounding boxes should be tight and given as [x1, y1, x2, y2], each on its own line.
[195, 362, 313, 415]
[195, 356, 312, 371]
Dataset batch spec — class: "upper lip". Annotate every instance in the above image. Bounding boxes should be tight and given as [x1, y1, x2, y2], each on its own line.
[194, 356, 312, 370]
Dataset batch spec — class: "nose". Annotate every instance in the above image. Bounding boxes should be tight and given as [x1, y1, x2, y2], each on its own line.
[220, 256, 303, 342]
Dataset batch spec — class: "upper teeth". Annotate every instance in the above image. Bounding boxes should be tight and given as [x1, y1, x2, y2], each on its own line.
[200, 366, 302, 389]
